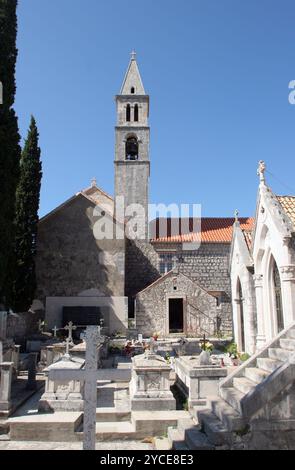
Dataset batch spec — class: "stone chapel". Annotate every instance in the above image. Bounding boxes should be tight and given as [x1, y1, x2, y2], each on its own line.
[34, 53, 254, 340]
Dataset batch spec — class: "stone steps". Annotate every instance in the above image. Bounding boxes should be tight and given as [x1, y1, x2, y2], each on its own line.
[154, 437, 172, 450]
[8, 412, 83, 441]
[280, 338, 295, 350]
[256, 357, 282, 373]
[95, 408, 131, 422]
[268, 348, 290, 362]
[95, 421, 136, 441]
[219, 387, 244, 414]
[233, 377, 256, 395]
[244, 367, 270, 384]
[287, 329, 295, 339]
[168, 427, 185, 448]
[184, 428, 214, 450]
[210, 398, 246, 432]
[197, 409, 232, 446]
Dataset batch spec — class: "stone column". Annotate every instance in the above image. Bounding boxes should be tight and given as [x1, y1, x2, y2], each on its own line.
[280, 265, 295, 327]
[0, 312, 7, 340]
[26, 353, 37, 391]
[254, 274, 266, 349]
[0, 362, 13, 413]
[12, 345, 20, 374]
[46, 346, 54, 367]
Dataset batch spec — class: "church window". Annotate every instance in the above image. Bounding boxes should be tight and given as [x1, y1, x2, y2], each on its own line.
[273, 259, 284, 332]
[134, 104, 139, 122]
[131, 87, 135, 94]
[126, 104, 131, 122]
[126, 136, 139, 160]
[159, 253, 175, 275]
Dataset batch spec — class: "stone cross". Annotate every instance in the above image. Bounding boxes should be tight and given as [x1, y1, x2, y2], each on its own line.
[83, 326, 100, 450]
[65, 321, 77, 344]
[200, 334, 208, 350]
[48, 326, 130, 450]
[52, 326, 58, 338]
[63, 338, 72, 361]
[130, 50, 136, 60]
[38, 319, 43, 333]
[234, 209, 239, 222]
[257, 160, 266, 183]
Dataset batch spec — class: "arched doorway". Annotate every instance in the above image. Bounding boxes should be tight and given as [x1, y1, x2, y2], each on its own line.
[237, 278, 245, 352]
[272, 258, 284, 333]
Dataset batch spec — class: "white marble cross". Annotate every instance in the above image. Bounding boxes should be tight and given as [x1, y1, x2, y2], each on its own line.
[64, 321, 77, 344]
[38, 319, 43, 332]
[52, 326, 58, 338]
[48, 326, 130, 450]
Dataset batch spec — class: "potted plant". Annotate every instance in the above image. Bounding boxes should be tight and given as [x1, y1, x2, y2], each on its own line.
[226, 342, 239, 365]
[199, 339, 214, 365]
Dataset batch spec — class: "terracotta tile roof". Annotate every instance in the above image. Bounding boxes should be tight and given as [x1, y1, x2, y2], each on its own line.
[242, 229, 253, 250]
[277, 196, 295, 229]
[151, 217, 254, 244]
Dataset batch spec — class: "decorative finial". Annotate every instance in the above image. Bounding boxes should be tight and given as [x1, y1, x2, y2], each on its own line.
[91, 177, 97, 188]
[234, 209, 239, 222]
[257, 160, 266, 184]
[130, 50, 136, 61]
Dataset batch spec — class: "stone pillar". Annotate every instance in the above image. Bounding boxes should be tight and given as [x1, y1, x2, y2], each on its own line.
[26, 353, 37, 391]
[280, 265, 295, 327]
[254, 274, 266, 349]
[12, 345, 20, 374]
[46, 346, 54, 367]
[0, 312, 7, 340]
[0, 362, 13, 413]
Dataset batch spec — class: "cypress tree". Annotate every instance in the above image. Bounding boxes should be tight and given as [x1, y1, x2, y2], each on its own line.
[0, 0, 21, 306]
[12, 116, 42, 312]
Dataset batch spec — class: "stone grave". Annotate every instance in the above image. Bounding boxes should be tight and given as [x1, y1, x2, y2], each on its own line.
[129, 338, 176, 411]
[174, 355, 227, 408]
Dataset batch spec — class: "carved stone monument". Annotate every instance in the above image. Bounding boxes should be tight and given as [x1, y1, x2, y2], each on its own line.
[129, 338, 176, 411]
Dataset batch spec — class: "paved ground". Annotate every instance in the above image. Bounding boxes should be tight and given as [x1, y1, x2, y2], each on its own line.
[0, 440, 153, 450]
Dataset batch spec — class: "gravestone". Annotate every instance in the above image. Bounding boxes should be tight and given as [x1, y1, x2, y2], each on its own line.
[0, 312, 7, 340]
[65, 321, 77, 344]
[47, 326, 130, 450]
[0, 362, 13, 415]
[129, 339, 176, 411]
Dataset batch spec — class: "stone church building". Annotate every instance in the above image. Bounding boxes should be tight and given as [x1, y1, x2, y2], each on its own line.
[34, 54, 258, 342]
[230, 162, 295, 355]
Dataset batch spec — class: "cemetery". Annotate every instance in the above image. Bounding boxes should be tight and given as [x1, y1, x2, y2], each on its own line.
[0, 311, 233, 450]
[2, 310, 294, 450]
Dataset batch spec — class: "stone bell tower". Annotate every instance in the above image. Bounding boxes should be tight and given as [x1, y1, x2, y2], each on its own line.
[114, 52, 150, 239]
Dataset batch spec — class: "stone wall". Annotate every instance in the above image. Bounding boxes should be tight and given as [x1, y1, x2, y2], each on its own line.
[136, 271, 218, 337]
[129, 241, 233, 336]
[177, 243, 232, 335]
[36, 195, 125, 302]
[6, 312, 38, 348]
[125, 239, 160, 297]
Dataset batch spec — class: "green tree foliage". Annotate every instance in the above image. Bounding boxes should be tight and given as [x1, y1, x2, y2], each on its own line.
[12, 117, 42, 312]
[0, 0, 21, 306]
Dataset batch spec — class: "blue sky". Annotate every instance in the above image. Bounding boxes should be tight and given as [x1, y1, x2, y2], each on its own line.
[15, 0, 295, 218]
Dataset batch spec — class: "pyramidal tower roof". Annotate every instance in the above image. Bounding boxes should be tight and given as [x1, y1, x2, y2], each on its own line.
[120, 51, 146, 95]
